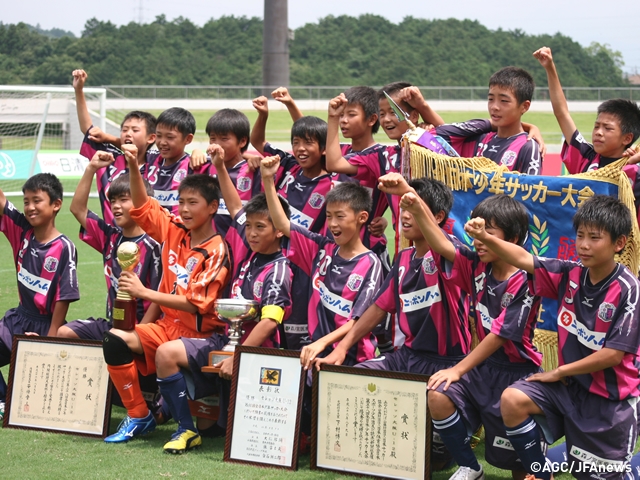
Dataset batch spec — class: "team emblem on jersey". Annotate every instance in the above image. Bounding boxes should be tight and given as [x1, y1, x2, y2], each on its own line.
[237, 176, 252, 192]
[186, 256, 198, 273]
[173, 168, 187, 183]
[501, 292, 514, 308]
[253, 281, 263, 299]
[422, 256, 437, 275]
[346, 274, 363, 292]
[43, 256, 59, 273]
[500, 150, 517, 167]
[308, 192, 325, 209]
[598, 302, 615, 322]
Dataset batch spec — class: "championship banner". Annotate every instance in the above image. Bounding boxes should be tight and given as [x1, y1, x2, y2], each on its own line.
[406, 148, 640, 371]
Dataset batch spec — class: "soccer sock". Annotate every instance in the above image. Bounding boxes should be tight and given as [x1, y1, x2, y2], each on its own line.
[157, 372, 195, 433]
[107, 362, 148, 419]
[505, 417, 549, 480]
[432, 411, 481, 471]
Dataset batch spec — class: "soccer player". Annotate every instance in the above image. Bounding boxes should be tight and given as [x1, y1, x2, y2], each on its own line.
[101, 143, 230, 444]
[72, 69, 157, 225]
[474, 194, 640, 480]
[59, 152, 161, 339]
[403, 192, 542, 480]
[0, 174, 80, 420]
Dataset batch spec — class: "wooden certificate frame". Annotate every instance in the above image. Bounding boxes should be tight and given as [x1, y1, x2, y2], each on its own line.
[3, 335, 112, 438]
[224, 346, 305, 471]
[311, 365, 431, 480]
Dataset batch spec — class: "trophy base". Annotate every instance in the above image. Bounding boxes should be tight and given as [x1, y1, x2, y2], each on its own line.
[201, 351, 234, 373]
[112, 298, 137, 331]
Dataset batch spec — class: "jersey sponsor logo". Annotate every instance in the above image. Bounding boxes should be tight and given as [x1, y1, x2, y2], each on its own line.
[346, 274, 363, 292]
[313, 277, 353, 316]
[167, 249, 190, 290]
[154, 189, 180, 206]
[253, 281, 263, 299]
[308, 192, 325, 209]
[492, 436, 515, 451]
[501, 292, 514, 308]
[476, 302, 494, 331]
[399, 285, 441, 313]
[500, 150, 517, 167]
[569, 445, 626, 468]
[557, 307, 605, 350]
[17, 265, 51, 294]
[422, 256, 437, 275]
[43, 256, 59, 273]
[597, 302, 615, 322]
[289, 206, 314, 229]
[173, 168, 187, 183]
[237, 176, 252, 192]
[217, 198, 230, 216]
[284, 324, 308, 334]
[105, 265, 119, 290]
[186, 256, 198, 273]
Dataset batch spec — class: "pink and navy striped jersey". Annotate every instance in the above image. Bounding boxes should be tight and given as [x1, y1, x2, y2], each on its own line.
[0, 201, 80, 316]
[265, 143, 354, 234]
[225, 211, 292, 349]
[79, 211, 161, 322]
[374, 246, 471, 356]
[530, 257, 640, 400]
[205, 160, 262, 237]
[79, 129, 154, 225]
[435, 119, 542, 175]
[562, 129, 640, 223]
[444, 246, 542, 367]
[287, 224, 383, 365]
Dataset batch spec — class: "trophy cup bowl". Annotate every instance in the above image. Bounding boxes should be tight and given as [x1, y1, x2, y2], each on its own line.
[204, 299, 259, 373]
[112, 241, 141, 331]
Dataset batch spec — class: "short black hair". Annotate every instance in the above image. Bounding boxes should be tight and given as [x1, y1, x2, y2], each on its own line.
[471, 194, 529, 246]
[107, 173, 154, 201]
[244, 193, 291, 223]
[157, 107, 196, 137]
[409, 177, 453, 227]
[205, 109, 250, 153]
[22, 173, 63, 203]
[178, 174, 220, 205]
[489, 67, 535, 105]
[344, 86, 380, 134]
[121, 111, 157, 135]
[291, 116, 327, 151]
[597, 99, 640, 148]
[378, 82, 414, 113]
[326, 182, 372, 215]
[573, 195, 631, 242]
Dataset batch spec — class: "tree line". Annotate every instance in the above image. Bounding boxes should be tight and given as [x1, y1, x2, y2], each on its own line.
[0, 14, 628, 88]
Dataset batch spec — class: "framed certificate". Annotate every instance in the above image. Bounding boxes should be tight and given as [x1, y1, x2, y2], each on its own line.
[311, 365, 431, 480]
[3, 335, 112, 438]
[224, 346, 305, 470]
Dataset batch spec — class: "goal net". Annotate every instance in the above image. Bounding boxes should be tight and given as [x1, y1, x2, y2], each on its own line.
[0, 86, 107, 196]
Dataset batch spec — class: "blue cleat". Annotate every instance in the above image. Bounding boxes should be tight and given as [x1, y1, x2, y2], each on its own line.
[104, 411, 156, 443]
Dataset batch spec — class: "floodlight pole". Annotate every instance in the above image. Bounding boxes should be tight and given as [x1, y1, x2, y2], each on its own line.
[262, 0, 290, 96]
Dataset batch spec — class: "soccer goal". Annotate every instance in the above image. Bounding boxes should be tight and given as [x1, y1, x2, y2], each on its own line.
[0, 85, 107, 196]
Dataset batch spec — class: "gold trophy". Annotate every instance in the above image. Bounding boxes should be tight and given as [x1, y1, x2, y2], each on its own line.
[203, 299, 259, 373]
[111, 241, 141, 331]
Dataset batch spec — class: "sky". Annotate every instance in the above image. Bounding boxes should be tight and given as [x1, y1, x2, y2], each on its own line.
[4, 0, 640, 74]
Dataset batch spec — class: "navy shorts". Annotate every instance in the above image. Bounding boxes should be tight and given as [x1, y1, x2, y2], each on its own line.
[64, 317, 112, 341]
[0, 307, 51, 366]
[436, 359, 541, 470]
[511, 378, 638, 480]
[181, 335, 228, 400]
[358, 345, 464, 375]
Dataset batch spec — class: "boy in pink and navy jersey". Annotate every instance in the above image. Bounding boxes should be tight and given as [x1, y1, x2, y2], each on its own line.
[0, 174, 80, 415]
[262, 155, 383, 366]
[405, 192, 542, 480]
[534, 47, 640, 221]
[479, 195, 640, 480]
[73, 69, 158, 225]
[59, 152, 162, 341]
[433, 67, 542, 175]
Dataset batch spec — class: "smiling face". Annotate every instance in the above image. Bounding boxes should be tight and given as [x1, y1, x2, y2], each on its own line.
[591, 112, 632, 158]
[120, 117, 155, 154]
[23, 189, 61, 228]
[473, 223, 508, 264]
[245, 212, 282, 255]
[178, 188, 217, 232]
[155, 124, 193, 163]
[109, 193, 135, 229]
[325, 201, 367, 247]
[378, 96, 417, 141]
[292, 135, 324, 175]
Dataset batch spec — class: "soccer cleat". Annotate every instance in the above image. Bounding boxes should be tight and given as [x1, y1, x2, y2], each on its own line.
[0, 401, 5, 423]
[163, 428, 202, 454]
[449, 466, 484, 480]
[104, 411, 156, 443]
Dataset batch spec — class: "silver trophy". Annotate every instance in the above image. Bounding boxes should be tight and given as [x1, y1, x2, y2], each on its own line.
[215, 298, 259, 351]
